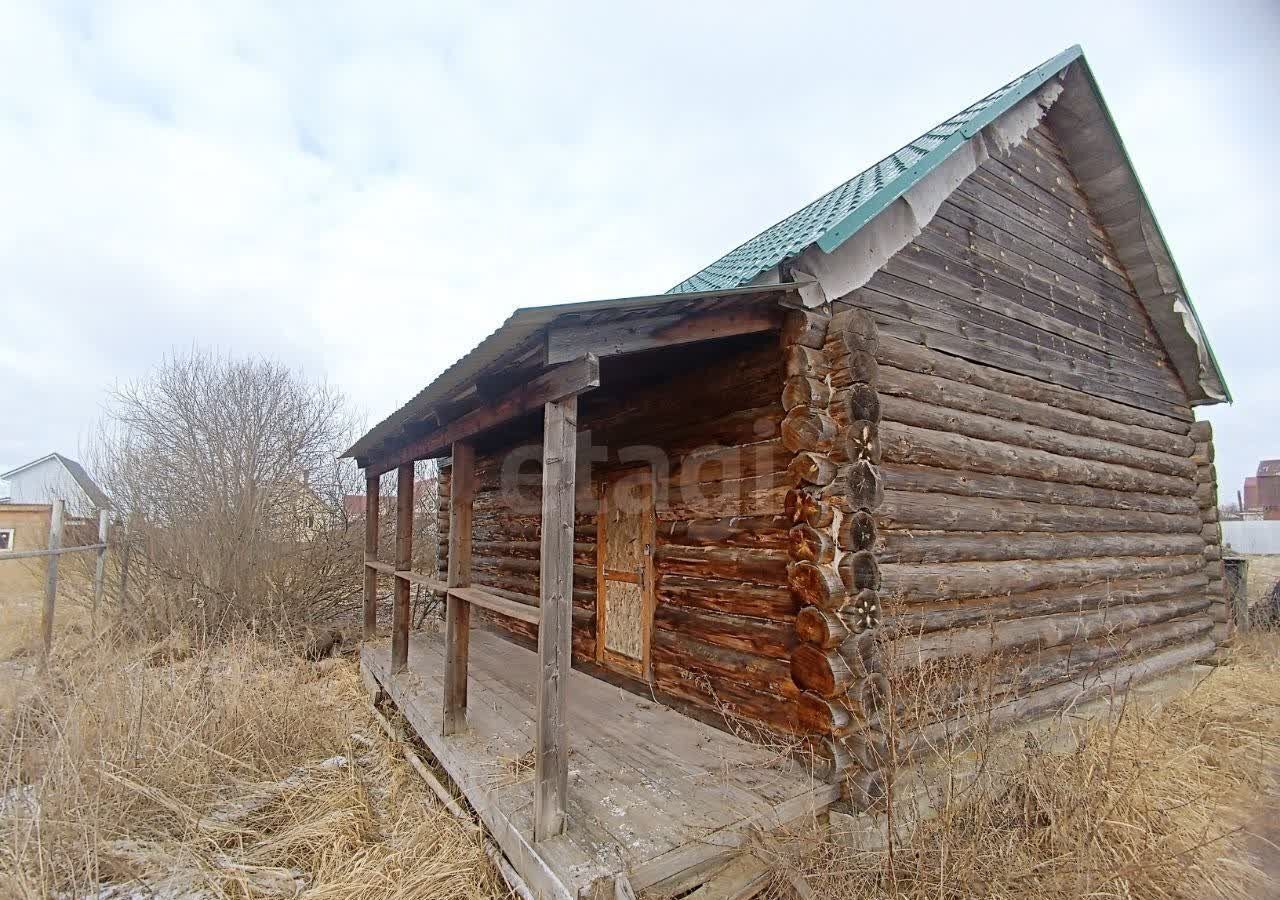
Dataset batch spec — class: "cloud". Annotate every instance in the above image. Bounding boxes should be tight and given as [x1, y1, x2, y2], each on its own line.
[0, 0, 1276, 503]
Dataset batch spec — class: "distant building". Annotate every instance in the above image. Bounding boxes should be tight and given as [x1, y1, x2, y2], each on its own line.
[1, 453, 111, 517]
[1242, 461, 1280, 520]
[0, 452, 110, 600]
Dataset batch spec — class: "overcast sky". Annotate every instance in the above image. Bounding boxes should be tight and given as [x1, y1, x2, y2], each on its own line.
[1, 1, 1276, 502]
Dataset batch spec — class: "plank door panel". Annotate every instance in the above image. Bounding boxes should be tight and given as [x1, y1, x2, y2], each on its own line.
[597, 467, 655, 678]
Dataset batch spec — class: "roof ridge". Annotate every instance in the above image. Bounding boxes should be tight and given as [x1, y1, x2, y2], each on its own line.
[667, 45, 1081, 295]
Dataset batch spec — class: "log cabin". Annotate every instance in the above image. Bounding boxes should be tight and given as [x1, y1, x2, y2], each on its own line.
[345, 45, 1231, 898]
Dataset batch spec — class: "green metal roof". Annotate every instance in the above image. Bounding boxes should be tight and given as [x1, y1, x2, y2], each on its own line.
[668, 46, 1083, 294]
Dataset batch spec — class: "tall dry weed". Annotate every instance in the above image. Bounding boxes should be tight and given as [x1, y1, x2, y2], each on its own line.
[0, 632, 503, 899]
[758, 634, 1280, 900]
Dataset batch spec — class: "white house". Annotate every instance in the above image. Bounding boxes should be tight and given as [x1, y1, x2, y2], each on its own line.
[0, 453, 111, 517]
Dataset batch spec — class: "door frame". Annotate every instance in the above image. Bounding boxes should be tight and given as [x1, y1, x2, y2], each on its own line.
[594, 465, 656, 680]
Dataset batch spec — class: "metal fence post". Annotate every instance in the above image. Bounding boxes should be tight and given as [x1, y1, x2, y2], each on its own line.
[40, 499, 65, 666]
[92, 509, 109, 635]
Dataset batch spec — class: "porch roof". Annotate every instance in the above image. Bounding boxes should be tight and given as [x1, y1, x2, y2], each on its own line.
[343, 282, 799, 466]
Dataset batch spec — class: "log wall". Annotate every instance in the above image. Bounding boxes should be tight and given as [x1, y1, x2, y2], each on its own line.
[818, 119, 1216, 808]
[436, 337, 803, 734]
[1192, 420, 1230, 640]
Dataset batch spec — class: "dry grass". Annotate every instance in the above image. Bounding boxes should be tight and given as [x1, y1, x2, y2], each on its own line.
[758, 635, 1280, 900]
[1242, 554, 1280, 604]
[0, 629, 505, 899]
[4, 593, 1279, 900]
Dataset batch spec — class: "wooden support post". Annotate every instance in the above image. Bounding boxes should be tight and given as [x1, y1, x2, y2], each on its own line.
[443, 442, 475, 735]
[40, 499, 65, 667]
[392, 464, 414, 672]
[91, 509, 108, 635]
[535, 395, 577, 841]
[363, 473, 381, 639]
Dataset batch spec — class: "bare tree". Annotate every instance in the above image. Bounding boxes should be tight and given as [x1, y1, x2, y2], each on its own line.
[87, 349, 369, 638]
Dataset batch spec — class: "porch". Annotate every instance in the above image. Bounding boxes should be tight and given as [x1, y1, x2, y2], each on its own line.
[361, 628, 840, 899]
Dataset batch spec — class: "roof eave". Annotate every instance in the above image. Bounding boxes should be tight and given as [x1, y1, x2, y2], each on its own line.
[1069, 56, 1231, 405]
[815, 45, 1084, 256]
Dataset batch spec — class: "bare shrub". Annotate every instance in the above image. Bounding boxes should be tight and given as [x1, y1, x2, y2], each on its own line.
[86, 350, 374, 638]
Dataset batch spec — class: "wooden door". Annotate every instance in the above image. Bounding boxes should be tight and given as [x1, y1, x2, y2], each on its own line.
[596, 467, 655, 678]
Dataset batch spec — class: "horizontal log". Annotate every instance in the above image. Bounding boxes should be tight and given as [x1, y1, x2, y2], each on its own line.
[1195, 463, 1216, 484]
[1192, 442, 1214, 465]
[993, 616, 1211, 703]
[845, 383, 882, 423]
[781, 309, 830, 349]
[782, 375, 832, 411]
[651, 630, 800, 700]
[658, 574, 797, 620]
[872, 488, 1201, 535]
[791, 642, 861, 697]
[667, 438, 790, 485]
[884, 572, 1208, 636]
[861, 303, 1192, 422]
[848, 334, 1190, 436]
[841, 726, 895, 772]
[652, 660, 805, 736]
[788, 561, 846, 611]
[796, 606, 855, 649]
[838, 551, 881, 592]
[789, 451, 838, 487]
[890, 594, 1210, 666]
[1189, 420, 1212, 442]
[658, 515, 790, 549]
[880, 421, 1194, 497]
[877, 530, 1206, 564]
[785, 344, 830, 379]
[830, 307, 879, 354]
[797, 691, 856, 736]
[904, 638, 1215, 762]
[786, 489, 835, 529]
[881, 553, 1205, 603]
[846, 588, 881, 631]
[892, 610, 1213, 728]
[875, 366, 1192, 460]
[472, 554, 595, 581]
[852, 672, 890, 718]
[846, 461, 885, 510]
[782, 407, 838, 453]
[839, 510, 877, 551]
[870, 462, 1199, 516]
[844, 420, 882, 465]
[653, 606, 795, 660]
[1195, 483, 1217, 508]
[660, 477, 790, 522]
[789, 524, 835, 564]
[470, 571, 596, 607]
[654, 544, 789, 583]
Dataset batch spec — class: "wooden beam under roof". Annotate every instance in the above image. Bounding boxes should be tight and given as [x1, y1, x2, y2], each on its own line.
[544, 304, 785, 366]
[362, 354, 600, 476]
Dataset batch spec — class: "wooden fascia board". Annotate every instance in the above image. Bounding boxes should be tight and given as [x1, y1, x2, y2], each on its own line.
[543, 304, 785, 366]
[363, 354, 600, 476]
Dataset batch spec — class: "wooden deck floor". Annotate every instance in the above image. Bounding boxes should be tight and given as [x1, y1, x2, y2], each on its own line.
[361, 629, 839, 899]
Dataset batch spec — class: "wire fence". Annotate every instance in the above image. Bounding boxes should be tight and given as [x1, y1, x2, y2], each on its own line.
[0, 498, 121, 665]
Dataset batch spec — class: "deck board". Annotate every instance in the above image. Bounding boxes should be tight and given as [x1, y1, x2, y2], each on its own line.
[361, 629, 839, 897]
